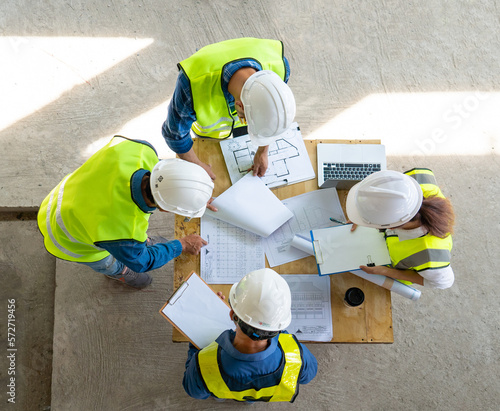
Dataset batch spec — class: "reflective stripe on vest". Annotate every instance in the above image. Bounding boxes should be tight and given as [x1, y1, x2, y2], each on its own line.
[197, 333, 302, 402]
[43, 175, 103, 260]
[404, 168, 444, 198]
[38, 136, 158, 262]
[179, 38, 286, 139]
[386, 234, 453, 271]
[387, 168, 453, 272]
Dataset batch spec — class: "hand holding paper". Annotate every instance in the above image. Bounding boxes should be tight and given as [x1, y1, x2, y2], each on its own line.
[204, 173, 293, 237]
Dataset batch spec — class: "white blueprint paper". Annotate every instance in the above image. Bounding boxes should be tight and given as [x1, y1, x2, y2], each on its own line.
[283, 275, 332, 342]
[200, 215, 265, 284]
[204, 173, 293, 238]
[220, 123, 315, 188]
[263, 188, 345, 267]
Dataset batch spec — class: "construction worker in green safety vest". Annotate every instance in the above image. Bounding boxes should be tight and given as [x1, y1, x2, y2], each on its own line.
[183, 269, 317, 403]
[346, 168, 455, 289]
[37, 136, 215, 289]
[161, 37, 296, 181]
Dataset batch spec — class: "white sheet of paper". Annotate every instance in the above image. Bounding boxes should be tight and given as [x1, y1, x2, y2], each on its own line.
[220, 123, 315, 188]
[263, 188, 345, 267]
[160, 273, 235, 349]
[283, 274, 333, 342]
[204, 173, 293, 237]
[200, 215, 265, 284]
[311, 225, 391, 275]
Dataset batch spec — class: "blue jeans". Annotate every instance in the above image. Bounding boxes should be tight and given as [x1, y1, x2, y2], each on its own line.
[77, 254, 125, 277]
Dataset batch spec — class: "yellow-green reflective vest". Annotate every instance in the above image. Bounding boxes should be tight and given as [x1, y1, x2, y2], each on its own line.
[179, 37, 286, 139]
[197, 333, 302, 403]
[386, 168, 453, 272]
[37, 136, 158, 262]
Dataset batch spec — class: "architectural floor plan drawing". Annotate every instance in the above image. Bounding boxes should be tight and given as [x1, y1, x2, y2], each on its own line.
[283, 275, 332, 342]
[220, 123, 315, 188]
[200, 215, 265, 284]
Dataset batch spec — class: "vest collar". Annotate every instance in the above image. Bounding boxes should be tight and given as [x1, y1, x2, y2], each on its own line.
[131, 169, 156, 213]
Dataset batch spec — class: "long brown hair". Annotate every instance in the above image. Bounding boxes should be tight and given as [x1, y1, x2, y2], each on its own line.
[412, 196, 455, 238]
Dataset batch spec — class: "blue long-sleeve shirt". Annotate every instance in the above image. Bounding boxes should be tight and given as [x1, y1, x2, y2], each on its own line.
[95, 169, 183, 272]
[183, 329, 318, 400]
[162, 58, 291, 154]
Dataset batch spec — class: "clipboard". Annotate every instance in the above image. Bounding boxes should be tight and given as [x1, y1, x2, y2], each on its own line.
[311, 225, 391, 275]
[159, 272, 235, 349]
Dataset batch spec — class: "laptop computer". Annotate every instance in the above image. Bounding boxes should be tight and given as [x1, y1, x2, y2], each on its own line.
[317, 144, 387, 190]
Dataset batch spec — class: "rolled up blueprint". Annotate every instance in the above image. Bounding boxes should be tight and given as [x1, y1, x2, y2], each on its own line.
[349, 269, 421, 301]
[290, 235, 421, 301]
[290, 234, 315, 255]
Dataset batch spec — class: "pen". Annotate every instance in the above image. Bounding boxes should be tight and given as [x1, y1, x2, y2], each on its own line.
[330, 217, 348, 225]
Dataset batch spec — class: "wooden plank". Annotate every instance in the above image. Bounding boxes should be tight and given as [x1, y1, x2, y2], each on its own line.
[173, 138, 393, 343]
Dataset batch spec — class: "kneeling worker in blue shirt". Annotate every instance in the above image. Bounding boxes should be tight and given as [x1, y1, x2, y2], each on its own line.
[183, 268, 318, 403]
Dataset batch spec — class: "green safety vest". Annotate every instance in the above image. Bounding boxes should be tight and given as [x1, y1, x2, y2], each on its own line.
[179, 37, 286, 139]
[386, 168, 453, 273]
[197, 333, 302, 403]
[37, 136, 158, 262]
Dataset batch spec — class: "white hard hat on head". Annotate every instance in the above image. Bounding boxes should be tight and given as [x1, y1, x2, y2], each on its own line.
[229, 268, 292, 332]
[240, 70, 296, 147]
[150, 158, 214, 218]
[346, 170, 423, 229]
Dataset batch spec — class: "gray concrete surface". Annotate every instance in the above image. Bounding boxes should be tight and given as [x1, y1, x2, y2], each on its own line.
[0, 214, 55, 411]
[1, 0, 500, 410]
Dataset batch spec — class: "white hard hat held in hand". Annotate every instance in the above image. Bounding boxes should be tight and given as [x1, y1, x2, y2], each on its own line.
[229, 268, 292, 332]
[346, 170, 423, 229]
[150, 158, 214, 218]
[241, 70, 296, 147]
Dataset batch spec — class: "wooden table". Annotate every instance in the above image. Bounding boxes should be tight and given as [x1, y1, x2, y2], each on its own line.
[173, 138, 393, 343]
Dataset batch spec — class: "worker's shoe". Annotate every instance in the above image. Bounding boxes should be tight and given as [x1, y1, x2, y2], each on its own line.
[147, 236, 168, 246]
[106, 267, 152, 289]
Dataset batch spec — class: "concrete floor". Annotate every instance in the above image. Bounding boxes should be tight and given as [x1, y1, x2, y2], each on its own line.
[1, 0, 499, 410]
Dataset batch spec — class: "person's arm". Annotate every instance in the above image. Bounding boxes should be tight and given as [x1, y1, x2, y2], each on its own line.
[161, 71, 197, 154]
[182, 343, 211, 399]
[251, 146, 269, 177]
[161, 72, 216, 180]
[96, 239, 183, 273]
[298, 343, 318, 384]
[359, 265, 424, 286]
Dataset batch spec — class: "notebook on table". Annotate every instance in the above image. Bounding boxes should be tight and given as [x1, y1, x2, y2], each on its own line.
[317, 144, 387, 190]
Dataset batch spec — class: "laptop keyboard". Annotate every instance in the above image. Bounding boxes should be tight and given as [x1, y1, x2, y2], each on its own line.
[323, 163, 381, 181]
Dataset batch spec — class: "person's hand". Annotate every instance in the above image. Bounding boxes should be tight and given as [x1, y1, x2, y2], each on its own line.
[206, 197, 217, 212]
[346, 220, 358, 232]
[216, 291, 226, 301]
[179, 234, 208, 255]
[250, 146, 269, 177]
[198, 161, 216, 181]
[359, 265, 390, 276]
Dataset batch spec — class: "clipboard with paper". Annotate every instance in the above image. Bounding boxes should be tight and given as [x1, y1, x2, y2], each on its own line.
[311, 225, 391, 275]
[159, 272, 235, 349]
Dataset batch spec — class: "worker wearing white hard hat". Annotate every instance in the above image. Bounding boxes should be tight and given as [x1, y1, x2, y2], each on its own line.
[346, 169, 455, 289]
[183, 269, 318, 403]
[38, 136, 214, 289]
[161, 38, 296, 180]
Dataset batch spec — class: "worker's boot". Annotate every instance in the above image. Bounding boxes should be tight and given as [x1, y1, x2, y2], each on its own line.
[106, 267, 152, 289]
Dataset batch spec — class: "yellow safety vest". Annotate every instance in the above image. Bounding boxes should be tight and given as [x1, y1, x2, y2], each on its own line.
[179, 37, 286, 139]
[37, 136, 158, 262]
[197, 333, 302, 403]
[386, 168, 453, 273]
